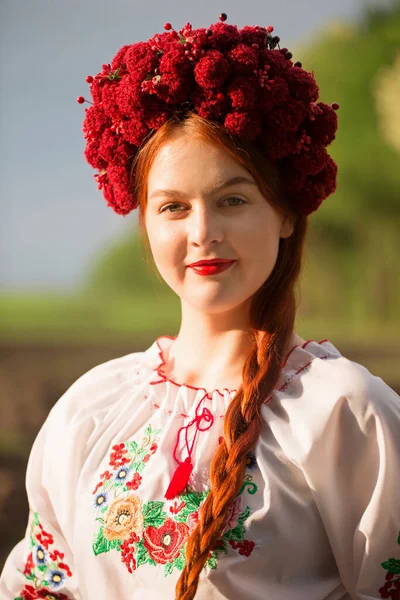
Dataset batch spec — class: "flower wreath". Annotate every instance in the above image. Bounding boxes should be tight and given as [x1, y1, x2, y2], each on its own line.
[78, 13, 339, 217]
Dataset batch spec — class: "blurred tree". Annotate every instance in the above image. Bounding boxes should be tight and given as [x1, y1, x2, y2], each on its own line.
[82, 228, 174, 299]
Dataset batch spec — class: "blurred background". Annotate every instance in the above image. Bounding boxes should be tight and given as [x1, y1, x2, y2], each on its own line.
[1, 0, 399, 570]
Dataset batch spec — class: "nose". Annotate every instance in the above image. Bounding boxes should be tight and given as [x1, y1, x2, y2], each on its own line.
[187, 204, 224, 247]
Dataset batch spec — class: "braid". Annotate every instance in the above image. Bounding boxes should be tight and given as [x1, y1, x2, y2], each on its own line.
[175, 218, 307, 600]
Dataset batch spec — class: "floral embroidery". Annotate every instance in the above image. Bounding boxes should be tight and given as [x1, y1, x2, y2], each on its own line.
[379, 530, 400, 598]
[14, 512, 72, 600]
[92, 423, 258, 576]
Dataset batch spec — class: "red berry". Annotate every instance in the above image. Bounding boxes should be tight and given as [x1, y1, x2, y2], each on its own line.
[77, 96, 85, 104]
[332, 102, 340, 111]
[219, 13, 227, 21]
[216, 92, 224, 101]
[280, 47, 288, 54]
[386, 573, 395, 581]
[272, 36, 280, 43]
[164, 22, 172, 30]
[285, 52, 293, 60]
[85, 75, 94, 83]
[206, 29, 213, 36]
[379, 591, 390, 599]
[295, 61, 302, 68]
[267, 25, 274, 33]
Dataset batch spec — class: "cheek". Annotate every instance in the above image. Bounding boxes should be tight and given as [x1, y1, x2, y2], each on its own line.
[146, 223, 184, 280]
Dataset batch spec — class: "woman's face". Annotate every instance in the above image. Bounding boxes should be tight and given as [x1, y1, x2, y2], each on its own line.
[144, 131, 293, 315]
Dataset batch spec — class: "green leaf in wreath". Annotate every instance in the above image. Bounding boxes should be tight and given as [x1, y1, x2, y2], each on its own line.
[381, 557, 400, 574]
[207, 555, 218, 569]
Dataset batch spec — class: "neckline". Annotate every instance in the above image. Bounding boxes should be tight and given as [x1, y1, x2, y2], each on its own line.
[149, 334, 332, 399]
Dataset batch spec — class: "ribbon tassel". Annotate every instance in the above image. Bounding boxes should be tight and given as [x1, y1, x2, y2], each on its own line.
[164, 457, 193, 500]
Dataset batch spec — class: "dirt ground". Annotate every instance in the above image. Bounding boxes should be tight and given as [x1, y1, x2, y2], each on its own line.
[1, 338, 399, 571]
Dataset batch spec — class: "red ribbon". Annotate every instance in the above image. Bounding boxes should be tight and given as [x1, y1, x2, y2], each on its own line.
[164, 394, 214, 500]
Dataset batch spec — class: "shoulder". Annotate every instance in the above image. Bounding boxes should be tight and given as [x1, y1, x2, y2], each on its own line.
[261, 338, 400, 461]
[43, 349, 144, 436]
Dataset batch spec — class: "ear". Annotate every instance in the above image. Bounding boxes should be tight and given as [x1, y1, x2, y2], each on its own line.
[280, 215, 294, 239]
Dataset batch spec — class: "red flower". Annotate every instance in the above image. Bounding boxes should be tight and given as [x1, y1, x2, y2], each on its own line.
[98, 130, 135, 167]
[20, 585, 69, 600]
[286, 67, 319, 103]
[58, 561, 72, 578]
[226, 75, 259, 110]
[226, 44, 258, 74]
[291, 143, 328, 176]
[124, 42, 159, 80]
[149, 443, 158, 454]
[259, 77, 289, 112]
[23, 552, 34, 575]
[143, 518, 189, 564]
[267, 98, 308, 132]
[82, 105, 111, 140]
[305, 102, 338, 146]
[159, 45, 192, 76]
[111, 44, 130, 71]
[143, 454, 150, 463]
[126, 472, 142, 491]
[121, 532, 140, 574]
[192, 88, 227, 120]
[49, 550, 64, 561]
[194, 50, 231, 90]
[109, 443, 131, 469]
[229, 539, 255, 557]
[37, 526, 53, 550]
[84, 138, 107, 170]
[224, 110, 262, 140]
[240, 25, 269, 47]
[208, 22, 241, 51]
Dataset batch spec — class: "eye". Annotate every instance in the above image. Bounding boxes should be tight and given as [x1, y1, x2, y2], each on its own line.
[222, 196, 246, 207]
[160, 203, 182, 213]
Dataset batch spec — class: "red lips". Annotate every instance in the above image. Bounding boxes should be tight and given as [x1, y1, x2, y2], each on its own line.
[188, 260, 236, 276]
[187, 259, 234, 267]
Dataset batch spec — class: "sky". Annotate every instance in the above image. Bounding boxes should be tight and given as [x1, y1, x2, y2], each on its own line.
[0, 0, 391, 293]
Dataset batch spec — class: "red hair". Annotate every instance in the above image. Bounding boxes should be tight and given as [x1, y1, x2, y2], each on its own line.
[131, 111, 307, 599]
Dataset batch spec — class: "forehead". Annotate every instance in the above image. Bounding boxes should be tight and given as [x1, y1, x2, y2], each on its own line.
[147, 133, 250, 189]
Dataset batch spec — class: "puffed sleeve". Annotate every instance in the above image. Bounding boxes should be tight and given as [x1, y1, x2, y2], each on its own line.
[299, 367, 400, 599]
[0, 365, 103, 600]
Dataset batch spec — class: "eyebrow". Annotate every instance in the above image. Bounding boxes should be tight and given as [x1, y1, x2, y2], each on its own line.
[148, 175, 257, 201]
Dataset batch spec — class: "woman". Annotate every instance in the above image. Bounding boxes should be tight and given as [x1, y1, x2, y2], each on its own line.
[1, 13, 399, 600]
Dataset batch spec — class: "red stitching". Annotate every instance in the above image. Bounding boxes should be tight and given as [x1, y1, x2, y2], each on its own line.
[144, 337, 334, 415]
